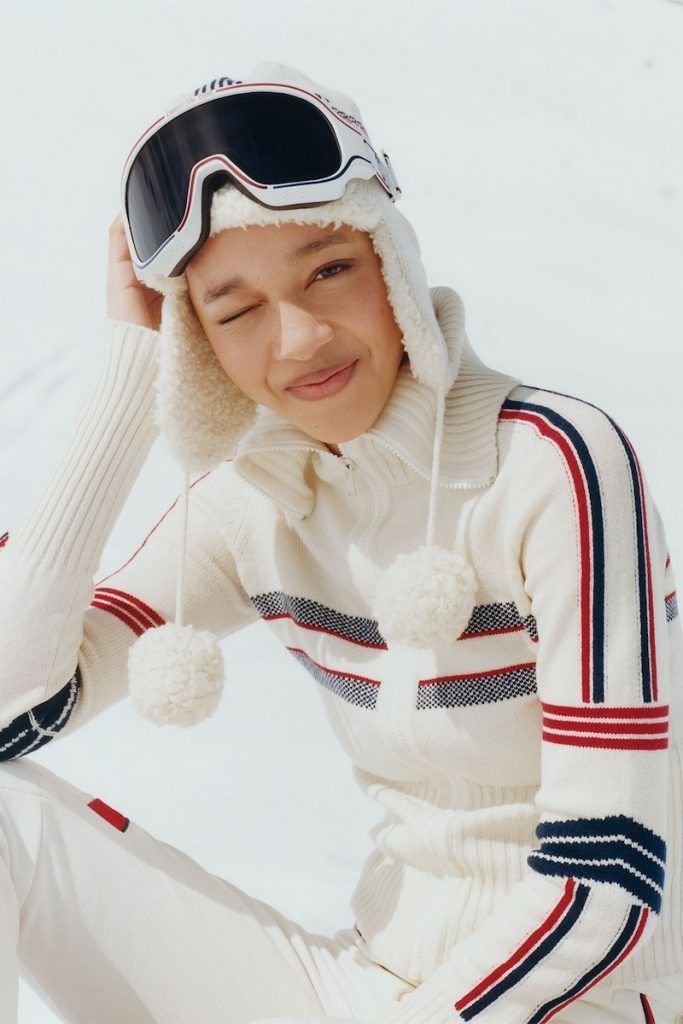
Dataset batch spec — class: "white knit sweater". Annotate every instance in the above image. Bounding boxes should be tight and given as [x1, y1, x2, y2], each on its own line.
[0, 287, 681, 1024]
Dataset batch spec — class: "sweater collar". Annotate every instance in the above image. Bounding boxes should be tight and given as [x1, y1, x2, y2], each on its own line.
[233, 286, 521, 518]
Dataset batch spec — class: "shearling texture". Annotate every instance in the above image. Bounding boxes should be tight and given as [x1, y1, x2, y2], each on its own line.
[155, 288, 257, 471]
[128, 621, 225, 726]
[373, 544, 478, 647]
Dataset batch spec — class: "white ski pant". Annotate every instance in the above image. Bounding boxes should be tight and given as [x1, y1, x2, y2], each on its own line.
[0, 758, 681, 1024]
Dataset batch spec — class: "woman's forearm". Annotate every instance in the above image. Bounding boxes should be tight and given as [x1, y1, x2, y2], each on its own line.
[0, 320, 159, 727]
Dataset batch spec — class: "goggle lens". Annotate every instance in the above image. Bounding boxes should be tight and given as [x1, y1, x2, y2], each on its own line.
[126, 92, 343, 263]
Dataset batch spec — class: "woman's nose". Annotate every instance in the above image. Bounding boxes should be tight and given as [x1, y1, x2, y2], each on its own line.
[274, 301, 334, 361]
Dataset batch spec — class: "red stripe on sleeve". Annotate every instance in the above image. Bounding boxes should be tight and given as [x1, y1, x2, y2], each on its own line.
[454, 878, 577, 1011]
[541, 702, 668, 719]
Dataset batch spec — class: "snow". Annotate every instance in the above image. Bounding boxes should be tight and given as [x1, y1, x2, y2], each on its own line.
[0, 1, 681, 1020]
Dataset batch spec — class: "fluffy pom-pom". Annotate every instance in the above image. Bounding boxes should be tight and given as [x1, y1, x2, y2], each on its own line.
[374, 545, 477, 647]
[128, 623, 224, 726]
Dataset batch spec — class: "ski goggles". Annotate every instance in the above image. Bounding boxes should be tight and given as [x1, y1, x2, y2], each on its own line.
[121, 81, 401, 281]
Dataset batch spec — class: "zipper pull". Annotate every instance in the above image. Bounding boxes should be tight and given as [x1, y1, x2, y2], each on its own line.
[342, 458, 356, 496]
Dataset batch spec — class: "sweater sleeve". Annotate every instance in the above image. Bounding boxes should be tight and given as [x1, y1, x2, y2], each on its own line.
[0, 319, 258, 758]
[379, 390, 672, 1024]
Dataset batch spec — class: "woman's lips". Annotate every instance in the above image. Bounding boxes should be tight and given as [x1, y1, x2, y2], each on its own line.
[285, 360, 358, 401]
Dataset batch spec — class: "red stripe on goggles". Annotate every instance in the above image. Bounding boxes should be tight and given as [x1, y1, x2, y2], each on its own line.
[121, 82, 401, 281]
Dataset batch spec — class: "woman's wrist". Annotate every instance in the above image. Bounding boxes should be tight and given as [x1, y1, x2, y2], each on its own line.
[106, 317, 160, 343]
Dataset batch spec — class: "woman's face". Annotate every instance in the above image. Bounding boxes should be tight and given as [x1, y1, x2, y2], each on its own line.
[185, 222, 405, 451]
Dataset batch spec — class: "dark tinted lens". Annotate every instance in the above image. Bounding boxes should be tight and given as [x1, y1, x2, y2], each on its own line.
[126, 92, 342, 262]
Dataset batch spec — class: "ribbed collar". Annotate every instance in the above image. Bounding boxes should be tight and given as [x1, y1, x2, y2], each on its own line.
[233, 286, 521, 518]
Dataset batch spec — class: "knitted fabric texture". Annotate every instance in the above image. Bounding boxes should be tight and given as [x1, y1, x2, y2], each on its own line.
[1, 311, 680, 1023]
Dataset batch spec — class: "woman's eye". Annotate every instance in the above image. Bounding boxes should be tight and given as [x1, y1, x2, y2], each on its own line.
[315, 261, 351, 281]
[218, 307, 251, 325]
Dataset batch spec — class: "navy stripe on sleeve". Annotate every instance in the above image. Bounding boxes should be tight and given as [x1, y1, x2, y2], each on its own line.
[528, 814, 666, 913]
[528, 904, 649, 1023]
[0, 667, 81, 760]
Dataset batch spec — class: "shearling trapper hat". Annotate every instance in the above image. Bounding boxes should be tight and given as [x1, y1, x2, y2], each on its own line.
[127, 62, 478, 727]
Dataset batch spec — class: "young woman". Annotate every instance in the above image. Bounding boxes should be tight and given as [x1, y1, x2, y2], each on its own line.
[0, 63, 681, 1024]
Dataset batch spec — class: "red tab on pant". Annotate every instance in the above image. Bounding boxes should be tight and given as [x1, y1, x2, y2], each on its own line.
[87, 798, 130, 832]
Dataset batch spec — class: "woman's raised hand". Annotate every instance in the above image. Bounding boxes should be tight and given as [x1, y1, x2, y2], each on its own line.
[107, 215, 163, 331]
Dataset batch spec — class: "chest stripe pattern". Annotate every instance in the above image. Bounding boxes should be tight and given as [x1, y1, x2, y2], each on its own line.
[251, 592, 539, 648]
[287, 647, 380, 709]
[501, 394, 657, 703]
[460, 601, 539, 642]
[251, 592, 386, 648]
[417, 662, 537, 709]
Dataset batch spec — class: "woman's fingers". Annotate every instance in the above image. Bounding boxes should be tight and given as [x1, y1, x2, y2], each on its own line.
[106, 215, 163, 331]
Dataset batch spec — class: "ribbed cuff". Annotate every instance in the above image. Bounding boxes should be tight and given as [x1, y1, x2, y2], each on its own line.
[14, 319, 160, 572]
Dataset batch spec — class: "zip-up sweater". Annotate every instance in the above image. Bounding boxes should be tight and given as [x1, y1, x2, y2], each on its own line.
[0, 287, 681, 1024]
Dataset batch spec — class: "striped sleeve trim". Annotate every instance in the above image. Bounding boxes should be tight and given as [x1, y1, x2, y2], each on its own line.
[528, 814, 666, 913]
[455, 878, 588, 1020]
[0, 531, 8, 549]
[528, 904, 649, 1024]
[541, 702, 669, 751]
[0, 668, 81, 760]
[459, 601, 538, 642]
[501, 391, 658, 704]
[454, 877, 650, 1022]
[91, 587, 165, 635]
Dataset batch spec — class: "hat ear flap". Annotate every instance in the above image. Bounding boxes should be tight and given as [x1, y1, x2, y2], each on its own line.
[155, 290, 257, 472]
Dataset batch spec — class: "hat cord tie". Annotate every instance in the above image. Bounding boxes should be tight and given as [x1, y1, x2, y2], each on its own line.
[175, 469, 191, 628]
[426, 388, 446, 547]
[372, 383, 478, 648]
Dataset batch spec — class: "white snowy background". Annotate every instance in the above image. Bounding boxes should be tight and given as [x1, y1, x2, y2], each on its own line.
[0, 0, 681, 1020]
